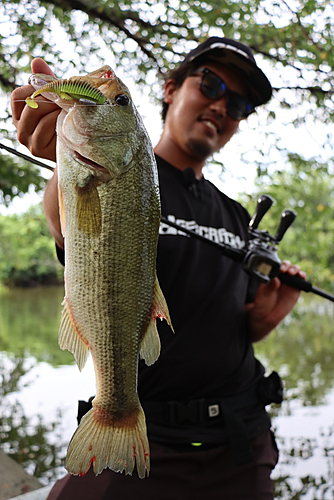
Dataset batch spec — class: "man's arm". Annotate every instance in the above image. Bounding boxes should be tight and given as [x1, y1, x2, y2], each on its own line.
[43, 168, 64, 249]
[11, 58, 63, 247]
[245, 260, 306, 342]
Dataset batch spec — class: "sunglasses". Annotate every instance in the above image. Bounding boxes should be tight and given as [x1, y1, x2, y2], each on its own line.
[192, 68, 255, 121]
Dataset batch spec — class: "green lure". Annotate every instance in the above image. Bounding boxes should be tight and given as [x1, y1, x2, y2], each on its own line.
[26, 78, 106, 109]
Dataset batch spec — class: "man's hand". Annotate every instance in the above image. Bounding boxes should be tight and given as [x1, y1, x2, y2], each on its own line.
[245, 260, 307, 342]
[11, 58, 64, 248]
[11, 58, 59, 162]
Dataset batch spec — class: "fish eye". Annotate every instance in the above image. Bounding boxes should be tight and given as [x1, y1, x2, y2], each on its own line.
[115, 94, 129, 106]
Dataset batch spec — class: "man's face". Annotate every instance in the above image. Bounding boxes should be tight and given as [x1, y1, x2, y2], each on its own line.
[163, 62, 250, 162]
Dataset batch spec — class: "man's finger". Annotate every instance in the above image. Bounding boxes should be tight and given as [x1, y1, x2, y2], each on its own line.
[31, 58, 55, 77]
[11, 85, 35, 123]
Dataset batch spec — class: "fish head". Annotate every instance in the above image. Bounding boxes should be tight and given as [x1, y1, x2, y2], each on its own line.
[61, 67, 145, 178]
[29, 66, 151, 178]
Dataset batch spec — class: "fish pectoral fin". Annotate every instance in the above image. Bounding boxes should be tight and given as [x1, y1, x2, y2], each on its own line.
[58, 184, 66, 237]
[58, 298, 89, 371]
[139, 319, 161, 366]
[76, 177, 102, 237]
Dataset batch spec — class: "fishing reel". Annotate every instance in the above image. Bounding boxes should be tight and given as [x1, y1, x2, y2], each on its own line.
[243, 195, 296, 283]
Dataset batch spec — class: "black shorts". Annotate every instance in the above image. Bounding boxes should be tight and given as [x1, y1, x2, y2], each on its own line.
[47, 430, 278, 500]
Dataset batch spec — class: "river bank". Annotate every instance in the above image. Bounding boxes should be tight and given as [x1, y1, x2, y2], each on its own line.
[0, 450, 43, 500]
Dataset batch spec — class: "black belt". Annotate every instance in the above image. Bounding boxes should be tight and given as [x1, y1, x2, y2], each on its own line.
[142, 372, 283, 466]
[77, 372, 283, 467]
[142, 371, 283, 427]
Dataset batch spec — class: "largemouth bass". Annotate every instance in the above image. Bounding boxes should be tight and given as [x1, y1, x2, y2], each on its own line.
[27, 67, 173, 478]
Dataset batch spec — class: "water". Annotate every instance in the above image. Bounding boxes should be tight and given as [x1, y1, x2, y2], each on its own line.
[0, 286, 96, 484]
[1, 286, 334, 497]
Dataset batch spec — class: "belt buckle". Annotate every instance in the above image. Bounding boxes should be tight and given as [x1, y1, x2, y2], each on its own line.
[168, 399, 206, 425]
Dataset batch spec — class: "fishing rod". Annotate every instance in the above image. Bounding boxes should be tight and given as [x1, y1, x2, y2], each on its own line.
[0, 142, 55, 172]
[2, 141, 334, 302]
[162, 194, 334, 304]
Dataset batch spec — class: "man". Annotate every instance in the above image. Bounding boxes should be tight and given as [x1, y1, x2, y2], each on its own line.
[11, 37, 305, 499]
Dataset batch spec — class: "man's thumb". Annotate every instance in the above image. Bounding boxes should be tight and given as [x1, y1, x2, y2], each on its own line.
[31, 58, 55, 77]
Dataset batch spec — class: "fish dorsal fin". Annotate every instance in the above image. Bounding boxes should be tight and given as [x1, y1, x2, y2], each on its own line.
[59, 298, 89, 371]
[139, 277, 174, 366]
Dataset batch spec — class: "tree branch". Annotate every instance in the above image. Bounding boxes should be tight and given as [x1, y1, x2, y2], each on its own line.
[281, 0, 325, 53]
[252, 45, 330, 78]
[273, 85, 333, 96]
[43, 0, 165, 70]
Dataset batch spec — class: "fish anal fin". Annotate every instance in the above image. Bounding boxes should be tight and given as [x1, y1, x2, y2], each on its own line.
[139, 277, 173, 366]
[76, 177, 102, 237]
[59, 298, 89, 371]
[65, 405, 150, 479]
[152, 277, 174, 333]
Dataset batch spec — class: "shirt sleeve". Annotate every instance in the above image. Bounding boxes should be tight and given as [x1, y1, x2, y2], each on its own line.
[56, 243, 65, 267]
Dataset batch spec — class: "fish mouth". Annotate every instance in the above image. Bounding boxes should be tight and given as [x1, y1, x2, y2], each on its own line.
[73, 150, 112, 181]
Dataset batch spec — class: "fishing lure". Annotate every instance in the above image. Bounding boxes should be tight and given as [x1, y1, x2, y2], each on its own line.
[25, 78, 106, 108]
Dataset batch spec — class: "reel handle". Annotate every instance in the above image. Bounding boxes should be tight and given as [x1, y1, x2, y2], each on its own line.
[249, 195, 274, 231]
[274, 210, 297, 243]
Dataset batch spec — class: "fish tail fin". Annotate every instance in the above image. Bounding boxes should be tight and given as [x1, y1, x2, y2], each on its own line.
[65, 404, 150, 479]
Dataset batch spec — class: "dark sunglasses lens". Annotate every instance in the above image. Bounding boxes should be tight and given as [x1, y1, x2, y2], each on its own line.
[227, 96, 254, 120]
[199, 69, 254, 120]
[200, 72, 226, 100]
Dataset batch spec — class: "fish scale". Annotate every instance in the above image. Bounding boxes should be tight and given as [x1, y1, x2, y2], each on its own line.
[28, 65, 173, 478]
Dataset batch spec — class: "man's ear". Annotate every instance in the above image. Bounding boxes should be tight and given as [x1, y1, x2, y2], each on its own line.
[163, 79, 177, 105]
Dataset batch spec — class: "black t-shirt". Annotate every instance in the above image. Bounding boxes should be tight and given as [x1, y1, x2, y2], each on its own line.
[56, 155, 268, 443]
[138, 156, 264, 406]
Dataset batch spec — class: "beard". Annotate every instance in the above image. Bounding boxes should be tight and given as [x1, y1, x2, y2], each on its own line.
[185, 138, 214, 161]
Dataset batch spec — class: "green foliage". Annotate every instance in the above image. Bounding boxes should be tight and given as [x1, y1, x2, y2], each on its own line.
[239, 154, 334, 290]
[1, 0, 332, 106]
[1, 0, 334, 91]
[0, 203, 63, 286]
[0, 151, 46, 205]
[0, 0, 333, 206]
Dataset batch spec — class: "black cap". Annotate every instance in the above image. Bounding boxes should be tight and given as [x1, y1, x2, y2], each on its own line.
[181, 37, 272, 107]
